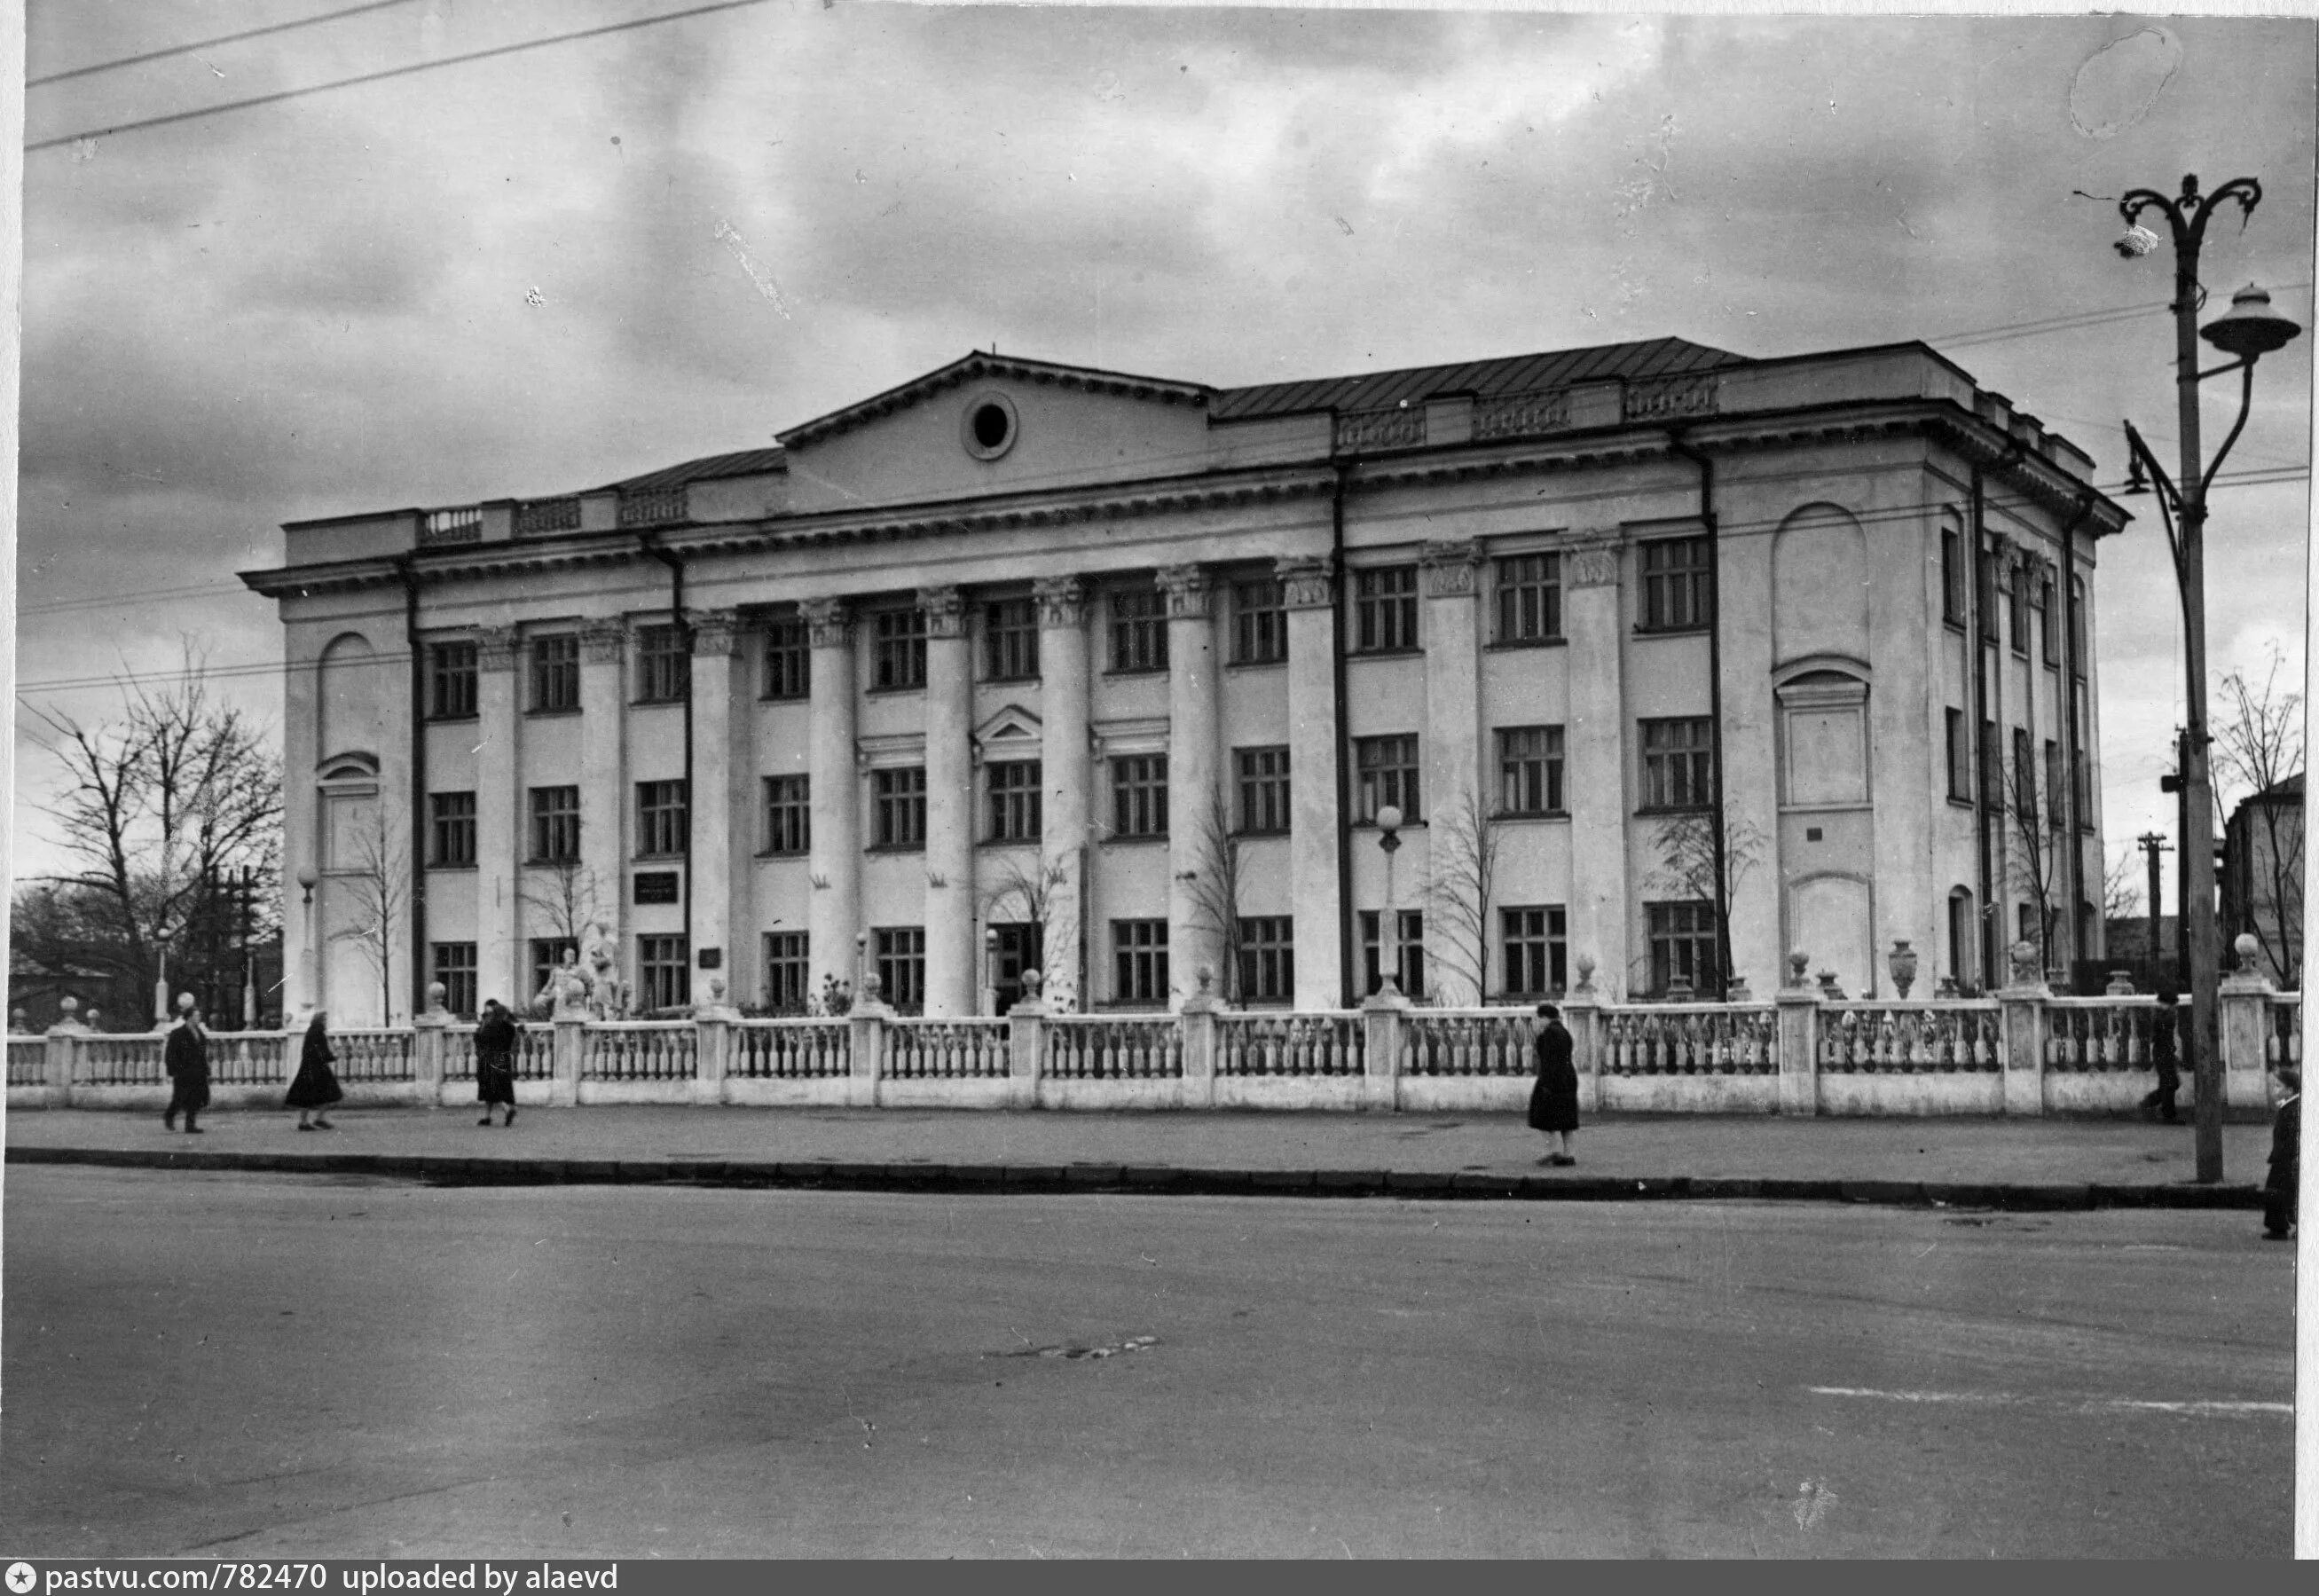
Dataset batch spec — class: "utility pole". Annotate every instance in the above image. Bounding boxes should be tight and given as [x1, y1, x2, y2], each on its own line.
[2135, 830, 2173, 974]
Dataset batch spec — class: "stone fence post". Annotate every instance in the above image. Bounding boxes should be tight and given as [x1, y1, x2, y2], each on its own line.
[1997, 978, 2049, 1117]
[1360, 982, 1407, 1112]
[850, 977, 891, 1109]
[1562, 972, 1602, 1114]
[694, 980, 734, 1105]
[1775, 952, 1820, 1117]
[1007, 970, 1047, 1111]
[2219, 935, 2275, 1110]
[1179, 974, 1220, 1109]
[43, 1006, 82, 1110]
[552, 1018, 586, 1108]
[413, 994, 449, 1102]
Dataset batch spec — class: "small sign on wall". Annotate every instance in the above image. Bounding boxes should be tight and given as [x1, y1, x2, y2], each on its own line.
[633, 871, 680, 905]
[697, 947, 722, 970]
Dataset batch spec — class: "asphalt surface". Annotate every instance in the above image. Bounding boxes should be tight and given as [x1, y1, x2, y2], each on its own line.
[0, 1165, 2293, 1558]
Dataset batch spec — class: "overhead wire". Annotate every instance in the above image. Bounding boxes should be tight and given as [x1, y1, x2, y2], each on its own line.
[27, 1, 421, 89]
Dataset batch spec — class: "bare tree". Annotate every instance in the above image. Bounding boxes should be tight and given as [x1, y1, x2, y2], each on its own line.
[977, 850, 1073, 1008]
[515, 859, 602, 1012]
[1646, 810, 1765, 996]
[329, 805, 407, 1025]
[1422, 782, 1501, 1006]
[2213, 645, 2305, 985]
[2000, 745, 2064, 972]
[2103, 845, 2142, 922]
[1178, 785, 1246, 1004]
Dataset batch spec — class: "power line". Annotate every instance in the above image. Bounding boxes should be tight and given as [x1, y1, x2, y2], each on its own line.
[25, 0, 778, 153]
[28, 1, 421, 89]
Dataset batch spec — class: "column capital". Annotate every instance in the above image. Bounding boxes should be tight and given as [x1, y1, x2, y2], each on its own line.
[578, 617, 627, 664]
[800, 597, 853, 649]
[1276, 554, 1336, 609]
[476, 625, 520, 672]
[689, 609, 743, 656]
[1561, 530, 1623, 590]
[1033, 576, 1087, 629]
[1157, 563, 1214, 618]
[1421, 540, 1485, 598]
[916, 586, 968, 639]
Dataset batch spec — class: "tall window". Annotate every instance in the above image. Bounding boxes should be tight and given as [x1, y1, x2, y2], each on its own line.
[531, 633, 579, 712]
[1974, 540, 1998, 641]
[530, 785, 579, 862]
[636, 779, 688, 857]
[530, 938, 577, 1002]
[1941, 527, 1967, 625]
[872, 609, 926, 690]
[1502, 906, 1567, 997]
[1979, 719, 2001, 810]
[638, 935, 689, 1011]
[764, 931, 810, 1013]
[1232, 578, 1286, 664]
[1112, 919, 1168, 1005]
[1352, 566, 1419, 652]
[875, 926, 924, 1013]
[1639, 538, 1712, 632]
[1646, 901, 1718, 996]
[1639, 718, 1712, 810]
[872, 767, 927, 848]
[1497, 725, 1564, 815]
[429, 791, 476, 867]
[2040, 577, 2060, 664]
[432, 943, 477, 1018]
[1354, 735, 1419, 822]
[2070, 578, 2088, 675]
[2008, 564, 2031, 654]
[428, 641, 477, 720]
[1109, 588, 1167, 673]
[987, 760, 1042, 843]
[2011, 726, 2035, 818]
[984, 598, 1040, 680]
[1112, 756, 1167, 838]
[1237, 916, 1295, 1003]
[635, 625, 688, 704]
[1948, 890, 1977, 987]
[2044, 740, 2064, 831]
[1361, 909, 1425, 999]
[1494, 553, 1561, 643]
[1946, 709, 1970, 800]
[763, 774, 810, 855]
[762, 617, 809, 701]
[1236, 746, 1291, 834]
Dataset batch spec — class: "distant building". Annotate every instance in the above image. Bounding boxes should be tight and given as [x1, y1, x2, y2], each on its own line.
[2222, 772, 2304, 987]
[242, 336, 2123, 1023]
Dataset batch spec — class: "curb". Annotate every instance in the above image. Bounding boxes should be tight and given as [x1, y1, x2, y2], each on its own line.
[4, 1144, 2269, 1209]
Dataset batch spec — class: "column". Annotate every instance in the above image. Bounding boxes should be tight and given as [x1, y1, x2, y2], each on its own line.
[1034, 578, 1091, 1011]
[1161, 564, 1220, 1010]
[1561, 531, 1631, 998]
[474, 626, 522, 1010]
[1420, 540, 1485, 1004]
[688, 609, 743, 1002]
[920, 586, 976, 1018]
[802, 600, 861, 1001]
[578, 619, 627, 957]
[1279, 554, 1343, 1010]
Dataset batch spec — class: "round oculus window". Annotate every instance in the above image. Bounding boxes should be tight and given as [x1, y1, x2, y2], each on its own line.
[961, 392, 1018, 460]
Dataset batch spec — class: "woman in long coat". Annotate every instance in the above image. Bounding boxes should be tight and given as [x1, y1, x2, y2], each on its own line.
[1529, 1002, 1579, 1166]
[286, 1010, 343, 1130]
[475, 999, 519, 1127]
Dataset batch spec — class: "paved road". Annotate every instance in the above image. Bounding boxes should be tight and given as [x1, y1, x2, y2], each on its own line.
[2, 1167, 2292, 1558]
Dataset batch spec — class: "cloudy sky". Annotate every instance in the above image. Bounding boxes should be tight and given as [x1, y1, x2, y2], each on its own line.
[13, 4, 2315, 903]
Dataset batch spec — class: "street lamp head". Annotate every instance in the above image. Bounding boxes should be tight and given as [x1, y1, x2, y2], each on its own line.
[2122, 454, 2150, 496]
[1375, 805, 1402, 836]
[2201, 283, 2301, 360]
[295, 865, 319, 891]
[2114, 223, 2162, 259]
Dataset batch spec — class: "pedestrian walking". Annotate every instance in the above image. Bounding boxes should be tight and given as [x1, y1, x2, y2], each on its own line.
[162, 995, 210, 1135]
[475, 998, 519, 1128]
[286, 1010, 343, 1131]
[1529, 1002, 1579, 1166]
[2139, 985, 2182, 1123]
[2262, 1066, 2299, 1242]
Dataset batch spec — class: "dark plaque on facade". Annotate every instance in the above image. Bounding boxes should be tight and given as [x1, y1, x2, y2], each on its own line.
[697, 947, 722, 970]
[633, 871, 680, 905]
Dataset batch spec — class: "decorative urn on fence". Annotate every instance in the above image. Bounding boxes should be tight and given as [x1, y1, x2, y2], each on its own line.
[1787, 951, 1812, 989]
[1887, 940, 1917, 1001]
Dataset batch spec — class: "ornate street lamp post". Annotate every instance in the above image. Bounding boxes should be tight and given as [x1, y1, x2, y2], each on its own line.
[296, 865, 321, 1018]
[1374, 806, 1404, 1000]
[2113, 174, 2301, 1183]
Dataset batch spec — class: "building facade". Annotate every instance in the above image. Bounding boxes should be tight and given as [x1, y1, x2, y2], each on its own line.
[243, 337, 2124, 1024]
[2222, 772, 2304, 987]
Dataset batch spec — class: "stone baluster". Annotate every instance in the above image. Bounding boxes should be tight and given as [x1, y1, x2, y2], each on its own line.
[1775, 950, 1820, 1117]
[850, 973, 891, 1109]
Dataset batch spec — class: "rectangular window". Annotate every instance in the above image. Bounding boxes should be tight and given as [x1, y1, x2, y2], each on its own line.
[428, 641, 478, 720]
[1494, 553, 1562, 643]
[2070, 578, 2088, 677]
[636, 779, 688, 858]
[871, 609, 927, 691]
[1946, 709, 1970, 800]
[1235, 746, 1291, 834]
[637, 934, 689, 1011]
[762, 774, 811, 855]
[2040, 577, 2060, 664]
[1112, 919, 1169, 1005]
[2008, 564, 2031, 655]
[1497, 725, 1565, 815]
[1976, 542, 1999, 642]
[1942, 528, 1966, 625]
[1231, 578, 1286, 664]
[530, 938, 577, 1003]
[1647, 901, 1718, 997]
[762, 617, 810, 701]
[2074, 750, 2093, 829]
[987, 760, 1042, 843]
[1353, 565, 1419, 653]
[983, 598, 1040, 680]
[763, 931, 810, 1014]
[1980, 719, 2001, 811]
[1354, 735, 1420, 822]
[529, 785, 579, 862]
[872, 767, 927, 849]
[1360, 909, 1426, 999]
[1111, 755, 1167, 838]
[429, 790, 476, 868]
[2045, 739, 2064, 831]
[875, 926, 925, 1013]
[1108, 588, 1167, 673]
[1639, 718, 1713, 810]
[432, 942, 477, 1019]
[1501, 905, 1568, 998]
[531, 633, 579, 713]
[632, 625, 687, 704]
[1639, 538, 1713, 632]
[1237, 916, 1295, 1002]
[2012, 727, 2034, 819]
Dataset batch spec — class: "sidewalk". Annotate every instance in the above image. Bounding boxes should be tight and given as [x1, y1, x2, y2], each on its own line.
[3, 1105, 2279, 1208]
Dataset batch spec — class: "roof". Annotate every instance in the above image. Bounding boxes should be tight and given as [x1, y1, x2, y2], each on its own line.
[1207, 336, 1749, 422]
[2245, 772, 2305, 805]
[599, 447, 787, 495]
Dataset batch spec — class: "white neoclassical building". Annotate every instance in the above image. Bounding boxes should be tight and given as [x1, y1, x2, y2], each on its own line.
[243, 335, 2124, 1025]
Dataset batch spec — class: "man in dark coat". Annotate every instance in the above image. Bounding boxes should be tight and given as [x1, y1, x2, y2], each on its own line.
[162, 996, 210, 1134]
[2139, 986, 2181, 1123]
[474, 999, 520, 1128]
[1529, 1002, 1579, 1166]
[2262, 1067, 2299, 1241]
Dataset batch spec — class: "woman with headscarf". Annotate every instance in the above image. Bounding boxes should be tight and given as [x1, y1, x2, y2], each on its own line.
[475, 998, 519, 1128]
[286, 1010, 343, 1131]
[1529, 1002, 1580, 1166]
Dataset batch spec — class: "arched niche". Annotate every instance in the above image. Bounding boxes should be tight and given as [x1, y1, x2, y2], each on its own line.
[317, 632, 381, 764]
[1772, 503, 1869, 668]
[1774, 662, 1871, 809]
[1788, 871, 1875, 998]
